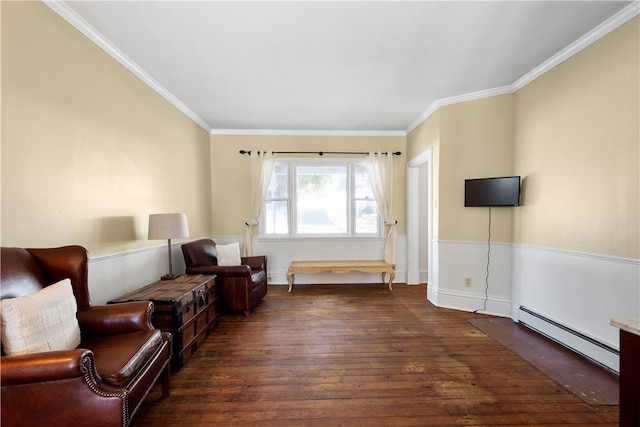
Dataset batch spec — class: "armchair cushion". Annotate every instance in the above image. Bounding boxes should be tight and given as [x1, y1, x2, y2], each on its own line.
[1, 278, 81, 356]
[215, 242, 241, 266]
[252, 270, 267, 287]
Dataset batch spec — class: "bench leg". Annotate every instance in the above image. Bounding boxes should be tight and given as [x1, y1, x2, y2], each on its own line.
[287, 270, 294, 292]
[386, 271, 395, 291]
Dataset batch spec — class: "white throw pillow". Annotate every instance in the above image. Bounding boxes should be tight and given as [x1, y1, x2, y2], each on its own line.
[216, 242, 242, 266]
[0, 278, 81, 356]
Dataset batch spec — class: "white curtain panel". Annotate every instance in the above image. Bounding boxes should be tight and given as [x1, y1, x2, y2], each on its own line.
[244, 151, 275, 256]
[365, 151, 397, 265]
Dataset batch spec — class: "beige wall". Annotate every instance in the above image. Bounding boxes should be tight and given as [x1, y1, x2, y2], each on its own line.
[439, 94, 515, 243]
[407, 17, 639, 257]
[407, 95, 514, 243]
[514, 17, 639, 259]
[1, 2, 212, 257]
[210, 134, 406, 236]
[407, 110, 440, 239]
[3, 1, 636, 264]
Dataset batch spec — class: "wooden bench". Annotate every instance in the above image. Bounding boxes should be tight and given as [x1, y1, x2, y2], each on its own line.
[286, 260, 395, 292]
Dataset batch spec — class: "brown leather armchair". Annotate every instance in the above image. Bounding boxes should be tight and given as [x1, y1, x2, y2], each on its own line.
[181, 239, 267, 316]
[0, 246, 171, 427]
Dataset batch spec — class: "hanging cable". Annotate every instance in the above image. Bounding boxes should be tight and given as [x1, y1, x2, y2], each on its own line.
[474, 207, 491, 314]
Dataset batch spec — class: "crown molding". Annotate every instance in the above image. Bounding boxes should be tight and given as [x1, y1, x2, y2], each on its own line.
[45, 0, 638, 139]
[45, 0, 404, 138]
[438, 85, 514, 108]
[405, 85, 513, 135]
[405, 101, 441, 137]
[210, 129, 406, 137]
[407, 2, 640, 135]
[43, 0, 213, 133]
[512, 1, 640, 91]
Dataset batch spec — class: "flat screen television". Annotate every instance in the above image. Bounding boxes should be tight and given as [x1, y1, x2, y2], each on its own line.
[464, 176, 521, 207]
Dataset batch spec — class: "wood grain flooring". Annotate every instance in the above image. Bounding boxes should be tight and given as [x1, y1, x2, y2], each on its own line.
[469, 318, 619, 406]
[132, 284, 619, 426]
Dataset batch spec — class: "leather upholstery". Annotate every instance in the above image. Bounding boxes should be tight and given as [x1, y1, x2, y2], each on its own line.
[182, 239, 267, 316]
[0, 246, 171, 427]
[82, 330, 164, 388]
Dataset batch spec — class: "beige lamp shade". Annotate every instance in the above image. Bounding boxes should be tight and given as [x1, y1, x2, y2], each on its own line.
[148, 213, 189, 240]
[148, 213, 189, 280]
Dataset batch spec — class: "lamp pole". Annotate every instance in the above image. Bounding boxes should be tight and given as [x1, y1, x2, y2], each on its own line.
[164, 238, 174, 280]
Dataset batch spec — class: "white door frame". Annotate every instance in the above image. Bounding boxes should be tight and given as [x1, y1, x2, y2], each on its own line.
[406, 149, 434, 294]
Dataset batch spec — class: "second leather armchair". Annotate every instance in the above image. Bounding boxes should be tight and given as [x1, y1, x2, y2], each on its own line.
[181, 239, 267, 316]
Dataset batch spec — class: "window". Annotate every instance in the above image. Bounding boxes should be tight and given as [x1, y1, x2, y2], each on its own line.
[262, 158, 380, 238]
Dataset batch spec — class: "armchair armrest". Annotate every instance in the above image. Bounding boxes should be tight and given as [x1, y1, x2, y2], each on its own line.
[1, 349, 127, 427]
[241, 255, 267, 271]
[1, 349, 93, 386]
[186, 265, 252, 277]
[77, 301, 154, 337]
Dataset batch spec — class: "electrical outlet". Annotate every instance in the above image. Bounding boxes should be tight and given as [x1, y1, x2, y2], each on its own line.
[464, 277, 472, 287]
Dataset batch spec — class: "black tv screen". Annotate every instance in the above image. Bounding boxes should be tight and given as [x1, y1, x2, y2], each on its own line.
[464, 176, 521, 207]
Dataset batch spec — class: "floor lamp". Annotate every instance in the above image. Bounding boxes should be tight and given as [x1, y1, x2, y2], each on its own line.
[148, 213, 190, 280]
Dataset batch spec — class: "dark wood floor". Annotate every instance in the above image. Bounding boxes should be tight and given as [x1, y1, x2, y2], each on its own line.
[133, 284, 619, 426]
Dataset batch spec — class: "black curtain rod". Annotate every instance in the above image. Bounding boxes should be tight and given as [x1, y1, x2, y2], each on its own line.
[239, 150, 401, 156]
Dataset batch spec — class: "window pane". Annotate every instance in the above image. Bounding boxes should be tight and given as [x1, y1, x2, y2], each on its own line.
[355, 164, 374, 199]
[264, 200, 289, 234]
[356, 200, 378, 234]
[267, 163, 288, 199]
[296, 165, 347, 234]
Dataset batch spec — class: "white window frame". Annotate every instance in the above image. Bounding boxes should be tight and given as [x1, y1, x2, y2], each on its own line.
[260, 157, 383, 240]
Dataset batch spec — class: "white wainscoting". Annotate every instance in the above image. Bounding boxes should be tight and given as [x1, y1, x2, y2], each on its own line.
[87, 243, 187, 305]
[427, 240, 440, 305]
[511, 244, 640, 371]
[253, 235, 408, 285]
[434, 240, 513, 317]
[87, 235, 410, 305]
[431, 239, 639, 370]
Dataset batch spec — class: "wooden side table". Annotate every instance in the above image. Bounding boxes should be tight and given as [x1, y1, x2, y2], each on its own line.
[109, 274, 217, 372]
[611, 318, 640, 427]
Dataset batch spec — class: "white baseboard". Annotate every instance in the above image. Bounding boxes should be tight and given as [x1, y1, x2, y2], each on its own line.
[436, 288, 511, 317]
[432, 240, 512, 317]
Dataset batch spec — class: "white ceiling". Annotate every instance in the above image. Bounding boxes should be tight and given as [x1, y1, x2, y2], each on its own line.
[50, 1, 635, 134]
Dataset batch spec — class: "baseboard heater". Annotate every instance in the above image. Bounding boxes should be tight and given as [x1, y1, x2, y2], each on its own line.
[517, 306, 620, 374]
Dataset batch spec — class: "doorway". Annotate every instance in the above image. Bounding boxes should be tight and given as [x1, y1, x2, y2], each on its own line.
[406, 148, 435, 301]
